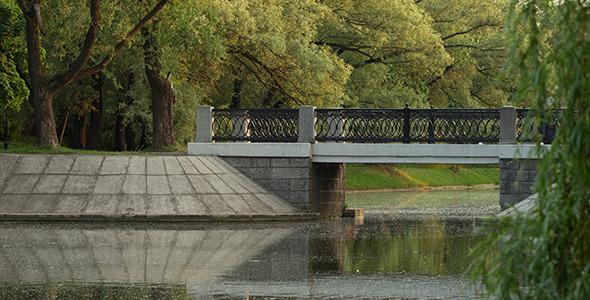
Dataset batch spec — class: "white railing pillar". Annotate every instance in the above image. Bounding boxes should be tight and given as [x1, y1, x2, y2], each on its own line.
[500, 106, 517, 144]
[298, 106, 316, 143]
[195, 106, 213, 142]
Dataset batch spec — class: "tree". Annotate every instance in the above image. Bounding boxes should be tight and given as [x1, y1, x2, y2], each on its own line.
[469, 0, 590, 298]
[142, 21, 177, 150]
[16, 0, 169, 147]
[0, 0, 27, 113]
[184, 0, 350, 109]
[316, 0, 451, 108]
[419, 0, 511, 108]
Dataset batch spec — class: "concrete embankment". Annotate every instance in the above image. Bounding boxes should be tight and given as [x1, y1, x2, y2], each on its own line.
[0, 154, 315, 221]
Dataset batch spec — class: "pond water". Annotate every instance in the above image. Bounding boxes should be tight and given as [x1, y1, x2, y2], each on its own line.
[0, 189, 498, 299]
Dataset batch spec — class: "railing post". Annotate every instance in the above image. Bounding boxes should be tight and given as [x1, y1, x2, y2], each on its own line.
[195, 106, 213, 142]
[403, 103, 410, 144]
[500, 106, 517, 144]
[428, 105, 435, 144]
[299, 106, 316, 143]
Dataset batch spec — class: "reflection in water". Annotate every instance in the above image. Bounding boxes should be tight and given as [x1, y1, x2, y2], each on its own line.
[343, 216, 482, 276]
[0, 207, 486, 298]
[0, 223, 292, 284]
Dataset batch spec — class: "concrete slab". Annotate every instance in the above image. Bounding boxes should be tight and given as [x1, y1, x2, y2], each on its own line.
[147, 175, 171, 195]
[163, 157, 184, 174]
[84, 195, 118, 214]
[0, 155, 20, 187]
[21, 195, 59, 213]
[33, 175, 67, 194]
[187, 156, 213, 174]
[3, 175, 39, 194]
[54, 195, 88, 214]
[0, 154, 311, 221]
[45, 155, 75, 174]
[146, 157, 166, 175]
[176, 156, 201, 174]
[93, 175, 125, 194]
[204, 174, 235, 194]
[0, 195, 29, 212]
[175, 195, 208, 214]
[121, 175, 147, 194]
[222, 194, 257, 214]
[116, 195, 147, 215]
[168, 175, 196, 194]
[128, 156, 146, 174]
[256, 193, 296, 213]
[146, 195, 177, 215]
[99, 157, 130, 174]
[240, 193, 272, 214]
[187, 175, 217, 194]
[71, 156, 104, 175]
[201, 194, 234, 215]
[63, 175, 97, 194]
[199, 156, 228, 174]
[218, 174, 250, 194]
[13, 155, 49, 174]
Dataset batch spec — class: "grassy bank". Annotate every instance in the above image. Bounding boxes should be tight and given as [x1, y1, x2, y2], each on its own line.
[346, 163, 499, 190]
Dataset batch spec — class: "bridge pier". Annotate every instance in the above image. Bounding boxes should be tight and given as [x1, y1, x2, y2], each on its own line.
[221, 156, 345, 217]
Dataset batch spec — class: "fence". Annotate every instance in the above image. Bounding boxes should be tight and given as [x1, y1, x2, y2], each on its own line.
[195, 106, 558, 144]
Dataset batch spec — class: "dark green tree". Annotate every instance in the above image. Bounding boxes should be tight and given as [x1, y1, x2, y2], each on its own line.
[15, 0, 169, 147]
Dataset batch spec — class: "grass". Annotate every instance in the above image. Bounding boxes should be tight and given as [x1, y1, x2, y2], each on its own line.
[346, 163, 500, 190]
[346, 188, 500, 211]
[0, 140, 186, 155]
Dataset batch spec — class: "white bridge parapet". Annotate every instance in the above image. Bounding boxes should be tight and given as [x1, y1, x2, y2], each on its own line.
[188, 142, 546, 165]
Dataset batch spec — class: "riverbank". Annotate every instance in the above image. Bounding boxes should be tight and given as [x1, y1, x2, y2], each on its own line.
[346, 163, 499, 190]
[347, 188, 501, 221]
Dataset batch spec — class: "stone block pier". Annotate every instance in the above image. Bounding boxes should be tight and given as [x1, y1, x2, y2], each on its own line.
[0, 154, 316, 221]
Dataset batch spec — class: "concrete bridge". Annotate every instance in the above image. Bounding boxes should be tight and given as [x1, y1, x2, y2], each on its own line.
[189, 106, 551, 216]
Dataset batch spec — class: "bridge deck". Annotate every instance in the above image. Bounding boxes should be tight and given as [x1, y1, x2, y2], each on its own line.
[188, 143, 542, 164]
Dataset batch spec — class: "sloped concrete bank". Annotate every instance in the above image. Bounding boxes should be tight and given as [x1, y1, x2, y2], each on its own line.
[0, 154, 316, 221]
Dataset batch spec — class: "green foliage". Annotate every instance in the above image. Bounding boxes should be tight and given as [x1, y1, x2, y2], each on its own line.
[468, 1, 590, 298]
[0, 0, 27, 113]
[419, 0, 512, 108]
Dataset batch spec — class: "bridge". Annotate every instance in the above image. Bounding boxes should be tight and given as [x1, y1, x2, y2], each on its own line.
[189, 105, 553, 216]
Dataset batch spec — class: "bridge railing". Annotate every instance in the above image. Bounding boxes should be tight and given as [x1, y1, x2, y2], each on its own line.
[195, 106, 557, 144]
[315, 107, 501, 143]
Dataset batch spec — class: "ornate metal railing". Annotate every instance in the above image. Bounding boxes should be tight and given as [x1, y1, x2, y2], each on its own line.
[315, 108, 500, 143]
[208, 107, 562, 144]
[212, 109, 298, 142]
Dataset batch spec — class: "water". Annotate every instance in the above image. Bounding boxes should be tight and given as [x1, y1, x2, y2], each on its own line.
[0, 189, 498, 299]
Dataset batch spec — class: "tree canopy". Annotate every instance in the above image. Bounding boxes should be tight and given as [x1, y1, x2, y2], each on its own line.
[3, 0, 517, 149]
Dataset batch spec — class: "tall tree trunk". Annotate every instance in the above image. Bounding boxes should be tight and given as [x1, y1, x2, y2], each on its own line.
[21, 2, 58, 147]
[87, 72, 103, 150]
[32, 89, 59, 147]
[16, 0, 170, 147]
[142, 25, 176, 150]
